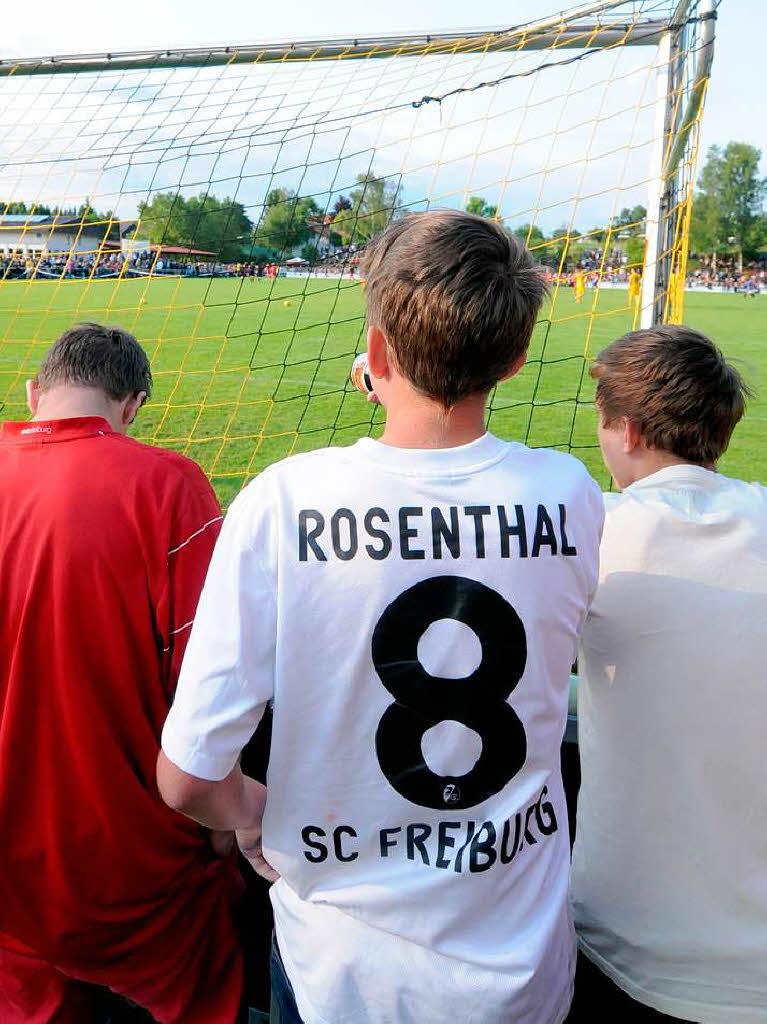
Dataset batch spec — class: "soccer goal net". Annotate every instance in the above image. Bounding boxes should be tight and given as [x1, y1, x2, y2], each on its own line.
[0, 0, 716, 502]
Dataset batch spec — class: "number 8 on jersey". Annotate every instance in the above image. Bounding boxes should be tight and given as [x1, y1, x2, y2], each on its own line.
[372, 575, 527, 810]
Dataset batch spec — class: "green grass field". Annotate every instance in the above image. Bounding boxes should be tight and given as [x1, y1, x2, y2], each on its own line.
[0, 276, 763, 505]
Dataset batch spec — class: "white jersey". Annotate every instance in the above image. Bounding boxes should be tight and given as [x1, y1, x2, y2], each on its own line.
[163, 433, 603, 1024]
[573, 464, 767, 1022]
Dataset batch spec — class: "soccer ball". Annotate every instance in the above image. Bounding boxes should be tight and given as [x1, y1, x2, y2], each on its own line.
[283, 300, 292, 308]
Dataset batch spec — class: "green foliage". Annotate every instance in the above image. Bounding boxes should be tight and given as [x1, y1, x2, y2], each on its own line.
[690, 190, 720, 253]
[464, 196, 498, 219]
[692, 143, 766, 262]
[513, 223, 545, 246]
[584, 226, 607, 245]
[0, 200, 81, 217]
[332, 173, 403, 245]
[254, 189, 320, 256]
[300, 243, 322, 264]
[75, 199, 113, 224]
[332, 196, 352, 215]
[624, 237, 644, 268]
[545, 225, 573, 269]
[611, 205, 646, 235]
[137, 191, 254, 261]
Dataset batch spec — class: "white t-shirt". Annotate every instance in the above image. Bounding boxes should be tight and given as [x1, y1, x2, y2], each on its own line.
[572, 464, 767, 1023]
[163, 433, 603, 1024]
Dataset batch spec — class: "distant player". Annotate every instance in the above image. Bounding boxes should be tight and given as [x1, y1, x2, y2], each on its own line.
[627, 267, 641, 305]
[0, 324, 244, 1023]
[573, 267, 586, 303]
[570, 326, 766, 1021]
[158, 210, 604, 1024]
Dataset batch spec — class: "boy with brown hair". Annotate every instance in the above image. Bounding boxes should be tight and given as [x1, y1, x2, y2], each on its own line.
[571, 325, 767, 1022]
[158, 210, 604, 1024]
[0, 323, 244, 1023]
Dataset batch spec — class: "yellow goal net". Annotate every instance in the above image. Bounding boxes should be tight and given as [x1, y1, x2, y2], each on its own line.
[0, 0, 716, 501]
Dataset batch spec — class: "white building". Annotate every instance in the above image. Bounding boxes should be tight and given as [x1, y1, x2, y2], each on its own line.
[0, 215, 138, 257]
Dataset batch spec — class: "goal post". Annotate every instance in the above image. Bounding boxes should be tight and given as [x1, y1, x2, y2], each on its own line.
[0, 1, 718, 502]
[639, 0, 717, 328]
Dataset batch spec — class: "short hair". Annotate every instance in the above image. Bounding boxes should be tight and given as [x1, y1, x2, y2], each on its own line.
[36, 322, 152, 401]
[360, 210, 547, 408]
[590, 325, 753, 464]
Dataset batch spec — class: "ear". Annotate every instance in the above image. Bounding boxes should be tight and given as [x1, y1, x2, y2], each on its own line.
[26, 379, 40, 416]
[499, 349, 528, 383]
[121, 391, 147, 428]
[623, 418, 643, 453]
[366, 324, 391, 381]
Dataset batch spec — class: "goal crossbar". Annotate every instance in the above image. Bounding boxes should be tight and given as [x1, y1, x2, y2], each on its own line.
[0, 15, 684, 79]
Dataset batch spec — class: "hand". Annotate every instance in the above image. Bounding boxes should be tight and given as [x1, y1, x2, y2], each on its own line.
[237, 819, 280, 883]
[366, 391, 381, 405]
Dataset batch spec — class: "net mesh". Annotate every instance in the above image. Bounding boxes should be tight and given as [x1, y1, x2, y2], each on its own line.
[0, 0, 711, 502]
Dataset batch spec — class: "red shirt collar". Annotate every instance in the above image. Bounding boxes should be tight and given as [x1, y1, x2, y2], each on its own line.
[0, 417, 113, 443]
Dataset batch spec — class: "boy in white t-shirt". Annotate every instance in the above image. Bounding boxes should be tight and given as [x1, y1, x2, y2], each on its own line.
[157, 210, 604, 1024]
[570, 325, 766, 1023]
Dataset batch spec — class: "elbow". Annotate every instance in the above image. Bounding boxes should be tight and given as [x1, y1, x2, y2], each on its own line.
[156, 750, 209, 817]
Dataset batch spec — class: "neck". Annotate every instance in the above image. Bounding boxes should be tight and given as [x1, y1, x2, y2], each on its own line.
[626, 449, 712, 486]
[33, 387, 118, 430]
[381, 391, 487, 449]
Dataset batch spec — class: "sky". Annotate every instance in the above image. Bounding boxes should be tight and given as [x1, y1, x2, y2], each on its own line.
[4, 0, 762, 166]
[1, 1, 763, 233]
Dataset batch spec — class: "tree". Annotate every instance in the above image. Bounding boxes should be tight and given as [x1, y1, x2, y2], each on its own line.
[137, 191, 254, 260]
[612, 205, 646, 235]
[513, 223, 545, 246]
[691, 143, 766, 270]
[332, 173, 402, 246]
[332, 196, 352, 215]
[253, 189, 320, 256]
[464, 196, 498, 219]
[624, 237, 644, 268]
[0, 201, 54, 216]
[585, 226, 607, 245]
[300, 242, 322, 264]
[690, 190, 719, 255]
[188, 194, 254, 260]
[547, 225, 574, 269]
[137, 193, 192, 249]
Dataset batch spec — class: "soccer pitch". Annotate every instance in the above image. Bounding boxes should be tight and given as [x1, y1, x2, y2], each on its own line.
[0, 278, 763, 505]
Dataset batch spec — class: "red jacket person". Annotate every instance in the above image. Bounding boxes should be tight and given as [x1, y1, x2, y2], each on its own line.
[0, 323, 244, 1024]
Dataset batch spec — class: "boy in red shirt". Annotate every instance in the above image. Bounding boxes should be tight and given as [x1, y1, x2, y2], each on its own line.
[0, 323, 244, 1023]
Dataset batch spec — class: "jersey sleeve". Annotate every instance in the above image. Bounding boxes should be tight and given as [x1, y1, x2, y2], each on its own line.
[161, 485, 277, 781]
[158, 463, 224, 697]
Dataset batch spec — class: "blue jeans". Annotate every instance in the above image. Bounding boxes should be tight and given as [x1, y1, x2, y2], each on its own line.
[269, 936, 304, 1024]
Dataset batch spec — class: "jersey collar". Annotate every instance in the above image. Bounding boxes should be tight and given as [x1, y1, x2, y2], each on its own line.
[0, 416, 113, 443]
[354, 432, 510, 475]
[626, 463, 719, 491]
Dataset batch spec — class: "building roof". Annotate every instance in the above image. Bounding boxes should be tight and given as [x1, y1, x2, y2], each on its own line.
[150, 244, 217, 256]
[0, 215, 83, 226]
[0, 214, 51, 224]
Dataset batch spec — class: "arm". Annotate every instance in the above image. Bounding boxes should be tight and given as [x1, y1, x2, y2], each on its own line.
[157, 753, 279, 882]
[158, 484, 279, 878]
[157, 753, 264, 830]
[156, 464, 234, 852]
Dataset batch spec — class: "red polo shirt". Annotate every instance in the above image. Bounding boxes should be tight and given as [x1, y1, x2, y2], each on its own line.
[0, 416, 234, 966]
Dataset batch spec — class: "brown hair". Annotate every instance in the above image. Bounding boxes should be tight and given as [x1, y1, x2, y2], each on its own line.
[590, 325, 753, 464]
[36, 322, 152, 401]
[361, 210, 547, 408]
